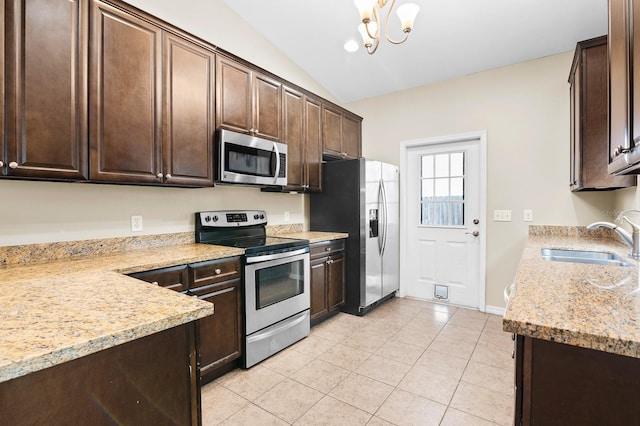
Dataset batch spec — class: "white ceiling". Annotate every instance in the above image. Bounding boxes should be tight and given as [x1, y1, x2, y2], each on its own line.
[224, 0, 608, 103]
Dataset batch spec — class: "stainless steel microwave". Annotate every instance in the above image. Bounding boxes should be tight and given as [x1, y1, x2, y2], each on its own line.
[216, 129, 287, 186]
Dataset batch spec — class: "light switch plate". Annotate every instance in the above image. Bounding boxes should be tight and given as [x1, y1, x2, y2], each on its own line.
[524, 209, 533, 222]
[493, 209, 512, 222]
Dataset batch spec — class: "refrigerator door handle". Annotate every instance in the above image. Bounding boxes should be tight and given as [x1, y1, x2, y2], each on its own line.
[377, 180, 384, 255]
[381, 179, 389, 256]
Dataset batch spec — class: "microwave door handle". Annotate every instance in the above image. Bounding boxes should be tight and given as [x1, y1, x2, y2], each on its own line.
[272, 142, 281, 182]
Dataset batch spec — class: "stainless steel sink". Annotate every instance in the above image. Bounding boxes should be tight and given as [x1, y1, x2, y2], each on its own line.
[541, 248, 632, 267]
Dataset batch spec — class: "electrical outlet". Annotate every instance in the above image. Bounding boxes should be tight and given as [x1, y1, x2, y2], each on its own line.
[131, 215, 143, 232]
[284, 211, 290, 222]
[524, 209, 534, 222]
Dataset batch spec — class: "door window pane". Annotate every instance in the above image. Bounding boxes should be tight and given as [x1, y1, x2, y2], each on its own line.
[419, 151, 465, 226]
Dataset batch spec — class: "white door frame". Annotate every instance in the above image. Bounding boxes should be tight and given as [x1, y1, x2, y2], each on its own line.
[398, 131, 487, 312]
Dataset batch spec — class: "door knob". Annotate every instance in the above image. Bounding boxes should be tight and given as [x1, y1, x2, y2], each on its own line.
[465, 231, 480, 237]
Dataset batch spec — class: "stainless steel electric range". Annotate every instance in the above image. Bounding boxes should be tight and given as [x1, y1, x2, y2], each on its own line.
[195, 210, 310, 368]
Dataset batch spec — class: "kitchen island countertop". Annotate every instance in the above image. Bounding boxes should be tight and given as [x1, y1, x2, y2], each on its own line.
[0, 242, 244, 383]
[503, 226, 640, 358]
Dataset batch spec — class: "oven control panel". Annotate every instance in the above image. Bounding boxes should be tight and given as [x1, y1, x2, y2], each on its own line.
[197, 210, 267, 227]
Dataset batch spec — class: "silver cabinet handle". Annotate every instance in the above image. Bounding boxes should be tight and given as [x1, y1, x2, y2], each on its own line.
[165, 173, 172, 179]
[157, 173, 163, 178]
[615, 145, 633, 156]
[465, 231, 480, 237]
[9, 161, 18, 169]
[214, 268, 222, 275]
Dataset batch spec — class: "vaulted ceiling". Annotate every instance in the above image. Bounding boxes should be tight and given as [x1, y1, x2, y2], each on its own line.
[224, 0, 608, 103]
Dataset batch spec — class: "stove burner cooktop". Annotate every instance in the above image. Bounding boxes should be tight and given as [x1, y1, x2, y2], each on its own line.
[195, 210, 309, 255]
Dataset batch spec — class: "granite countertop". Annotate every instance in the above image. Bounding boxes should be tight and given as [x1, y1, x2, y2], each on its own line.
[0, 243, 244, 383]
[275, 231, 348, 243]
[503, 229, 640, 358]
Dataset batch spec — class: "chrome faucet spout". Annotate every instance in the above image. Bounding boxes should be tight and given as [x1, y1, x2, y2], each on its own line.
[587, 221, 635, 252]
[587, 217, 640, 259]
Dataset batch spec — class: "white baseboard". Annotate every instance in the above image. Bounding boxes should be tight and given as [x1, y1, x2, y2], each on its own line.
[485, 305, 505, 316]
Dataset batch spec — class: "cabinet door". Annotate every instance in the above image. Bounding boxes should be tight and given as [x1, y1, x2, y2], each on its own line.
[5, 0, 88, 180]
[89, 0, 162, 183]
[283, 86, 305, 189]
[128, 265, 189, 292]
[633, 0, 640, 162]
[342, 112, 362, 159]
[0, 0, 4, 176]
[163, 33, 215, 187]
[569, 60, 580, 189]
[253, 73, 282, 142]
[216, 56, 252, 134]
[322, 104, 343, 157]
[608, 0, 632, 174]
[305, 96, 322, 192]
[310, 256, 329, 322]
[328, 254, 345, 311]
[195, 279, 242, 378]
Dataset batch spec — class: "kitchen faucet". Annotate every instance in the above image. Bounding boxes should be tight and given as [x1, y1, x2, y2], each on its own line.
[587, 209, 640, 259]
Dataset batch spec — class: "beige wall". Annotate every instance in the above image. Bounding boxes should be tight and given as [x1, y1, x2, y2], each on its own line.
[0, 0, 326, 247]
[346, 51, 616, 309]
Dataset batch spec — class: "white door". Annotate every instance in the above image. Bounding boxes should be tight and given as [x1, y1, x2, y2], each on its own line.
[401, 133, 486, 309]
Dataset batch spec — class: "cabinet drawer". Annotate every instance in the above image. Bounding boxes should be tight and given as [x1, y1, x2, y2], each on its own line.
[189, 257, 241, 289]
[129, 265, 189, 292]
[310, 240, 345, 259]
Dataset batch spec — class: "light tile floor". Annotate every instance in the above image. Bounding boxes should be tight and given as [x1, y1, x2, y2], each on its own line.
[202, 297, 514, 426]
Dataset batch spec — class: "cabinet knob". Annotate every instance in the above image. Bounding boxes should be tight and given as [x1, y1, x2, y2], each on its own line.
[9, 161, 18, 169]
[325, 247, 331, 251]
[151, 281, 159, 286]
[214, 268, 222, 275]
[0, 161, 3, 167]
[157, 173, 163, 178]
[165, 173, 172, 179]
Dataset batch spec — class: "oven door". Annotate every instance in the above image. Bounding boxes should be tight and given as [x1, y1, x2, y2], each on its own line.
[217, 129, 287, 186]
[244, 250, 310, 335]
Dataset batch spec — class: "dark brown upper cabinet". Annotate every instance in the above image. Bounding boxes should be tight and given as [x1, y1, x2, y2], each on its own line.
[89, 0, 214, 186]
[279, 86, 322, 192]
[607, 0, 640, 174]
[2, 0, 88, 180]
[162, 33, 215, 186]
[216, 55, 282, 142]
[569, 36, 635, 190]
[322, 103, 362, 160]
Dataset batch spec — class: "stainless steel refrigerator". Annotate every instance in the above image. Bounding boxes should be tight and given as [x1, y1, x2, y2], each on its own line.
[310, 158, 399, 315]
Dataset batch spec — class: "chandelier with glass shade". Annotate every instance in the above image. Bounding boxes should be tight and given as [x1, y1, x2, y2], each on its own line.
[353, 0, 420, 54]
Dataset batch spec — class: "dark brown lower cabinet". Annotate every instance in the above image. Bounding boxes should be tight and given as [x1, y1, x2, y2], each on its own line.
[310, 239, 345, 325]
[129, 256, 243, 383]
[0, 323, 200, 425]
[192, 278, 242, 383]
[515, 335, 640, 425]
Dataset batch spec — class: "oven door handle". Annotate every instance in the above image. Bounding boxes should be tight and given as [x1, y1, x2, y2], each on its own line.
[245, 247, 309, 264]
[246, 311, 309, 343]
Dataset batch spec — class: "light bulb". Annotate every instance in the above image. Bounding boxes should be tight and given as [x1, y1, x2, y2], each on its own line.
[358, 21, 378, 47]
[354, 0, 377, 23]
[396, 3, 419, 32]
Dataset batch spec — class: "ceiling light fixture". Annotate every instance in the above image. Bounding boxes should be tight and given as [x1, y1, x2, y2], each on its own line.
[344, 40, 360, 53]
[354, 0, 420, 55]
